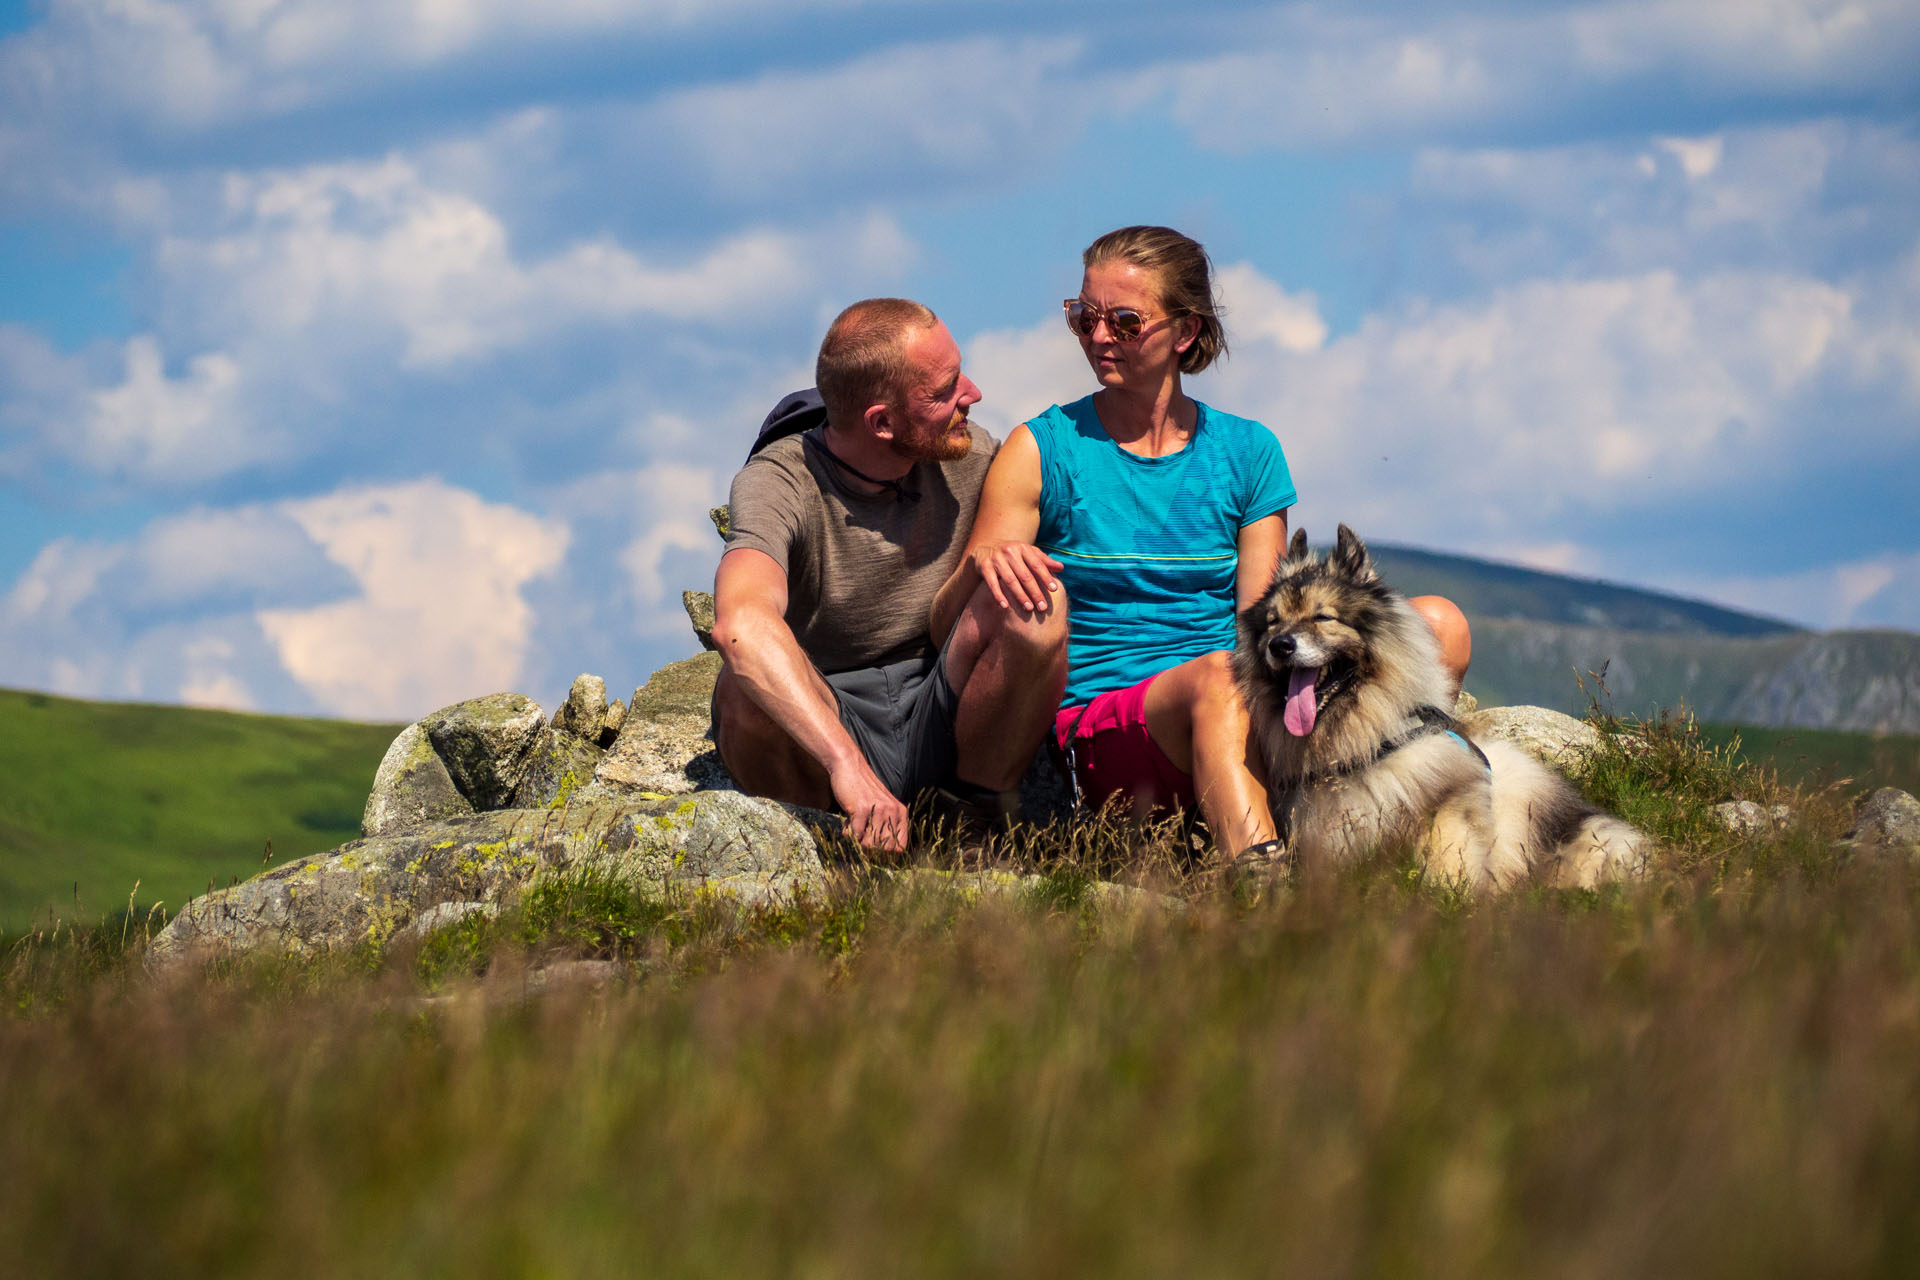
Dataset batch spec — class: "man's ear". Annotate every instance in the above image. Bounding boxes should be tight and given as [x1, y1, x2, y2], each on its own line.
[863, 401, 896, 442]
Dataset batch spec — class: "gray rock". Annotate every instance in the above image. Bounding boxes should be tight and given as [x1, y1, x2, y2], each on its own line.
[148, 792, 826, 971]
[1712, 799, 1793, 836]
[422, 693, 547, 810]
[599, 698, 627, 748]
[400, 900, 498, 942]
[510, 725, 606, 809]
[1453, 690, 1479, 717]
[362, 722, 475, 837]
[684, 590, 717, 651]
[1461, 704, 1603, 779]
[594, 651, 736, 797]
[552, 673, 607, 738]
[1848, 788, 1920, 849]
[709, 505, 731, 539]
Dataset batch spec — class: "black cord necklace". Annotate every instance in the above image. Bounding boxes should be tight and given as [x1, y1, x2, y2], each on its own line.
[803, 431, 921, 502]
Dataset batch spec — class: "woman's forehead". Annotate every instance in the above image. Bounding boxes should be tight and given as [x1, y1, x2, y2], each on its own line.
[1080, 259, 1163, 304]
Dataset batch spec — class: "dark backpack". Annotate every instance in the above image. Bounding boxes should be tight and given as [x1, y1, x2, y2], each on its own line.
[750, 388, 828, 460]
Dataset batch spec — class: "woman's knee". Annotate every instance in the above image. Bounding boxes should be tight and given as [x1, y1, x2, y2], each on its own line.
[1411, 595, 1472, 681]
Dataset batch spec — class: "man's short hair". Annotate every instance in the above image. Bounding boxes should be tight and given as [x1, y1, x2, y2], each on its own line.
[815, 298, 938, 431]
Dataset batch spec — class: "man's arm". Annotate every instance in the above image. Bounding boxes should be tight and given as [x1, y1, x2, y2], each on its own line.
[712, 546, 910, 851]
[929, 425, 1062, 644]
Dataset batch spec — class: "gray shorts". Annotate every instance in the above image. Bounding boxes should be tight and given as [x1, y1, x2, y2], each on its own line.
[825, 649, 960, 801]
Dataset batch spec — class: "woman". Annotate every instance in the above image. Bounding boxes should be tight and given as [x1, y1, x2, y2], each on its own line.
[935, 225, 1469, 861]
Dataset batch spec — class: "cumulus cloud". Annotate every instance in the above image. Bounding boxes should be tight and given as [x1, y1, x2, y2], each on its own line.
[0, 478, 574, 718]
[0, 154, 917, 489]
[0, 0, 911, 139]
[1190, 259, 1912, 615]
[1405, 120, 1920, 287]
[160, 156, 913, 369]
[1162, 1, 1920, 150]
[258, 479, 570, 720]
[1660, 549, 1920, 632]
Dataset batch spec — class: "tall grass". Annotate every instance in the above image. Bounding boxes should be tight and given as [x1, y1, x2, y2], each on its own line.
[4, 714, 1919, 1277]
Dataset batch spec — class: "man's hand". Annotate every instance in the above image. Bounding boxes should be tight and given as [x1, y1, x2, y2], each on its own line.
[968, 541, 1064, 614]
[830, 759, 911, 853]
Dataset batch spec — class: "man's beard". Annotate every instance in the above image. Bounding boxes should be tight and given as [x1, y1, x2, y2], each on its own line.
[890, 412, 973, 463]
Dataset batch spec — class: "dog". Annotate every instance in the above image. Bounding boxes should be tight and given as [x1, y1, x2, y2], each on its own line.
[1232, 525, 1647, 890]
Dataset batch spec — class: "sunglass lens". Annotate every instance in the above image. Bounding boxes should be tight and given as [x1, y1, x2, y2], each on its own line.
[1109, 308, 1144, 341]
[1066, 302, 1094, 336]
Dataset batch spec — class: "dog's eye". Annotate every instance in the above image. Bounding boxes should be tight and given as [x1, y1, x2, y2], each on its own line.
[1314, 610, 1339, 624]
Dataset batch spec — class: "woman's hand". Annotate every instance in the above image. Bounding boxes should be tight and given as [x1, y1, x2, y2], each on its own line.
[967, 540, 1064, 614]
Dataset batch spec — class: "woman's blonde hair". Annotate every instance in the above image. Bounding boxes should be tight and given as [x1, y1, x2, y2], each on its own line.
[1082, 225, 1227, 375]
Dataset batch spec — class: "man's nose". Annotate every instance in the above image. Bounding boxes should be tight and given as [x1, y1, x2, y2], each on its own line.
[959, 376, 981, 407]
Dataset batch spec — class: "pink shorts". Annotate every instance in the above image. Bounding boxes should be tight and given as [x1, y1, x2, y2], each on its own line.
[1053, 673, 1197, 815]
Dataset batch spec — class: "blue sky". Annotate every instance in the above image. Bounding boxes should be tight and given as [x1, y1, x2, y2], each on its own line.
[1, 0, 1916, 721]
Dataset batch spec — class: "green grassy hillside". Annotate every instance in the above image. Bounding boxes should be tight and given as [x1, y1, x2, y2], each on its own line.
[0, 688, 398, 931]
[1700, 722, 1920, 797]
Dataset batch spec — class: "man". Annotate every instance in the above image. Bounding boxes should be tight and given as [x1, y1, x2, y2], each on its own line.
[711, 298, 1069, 852]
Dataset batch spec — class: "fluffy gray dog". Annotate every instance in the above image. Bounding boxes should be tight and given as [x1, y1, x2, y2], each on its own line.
[1233, 525, 1646, 889]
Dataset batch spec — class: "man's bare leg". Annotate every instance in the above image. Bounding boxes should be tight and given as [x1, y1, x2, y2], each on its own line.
[942, 579, 1070, 792]
[1143, 650, 1276, 856]
[710, 665, 836, 810]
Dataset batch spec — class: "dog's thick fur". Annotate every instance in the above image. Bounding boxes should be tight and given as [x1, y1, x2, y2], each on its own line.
[1233, 525, 1646, 889]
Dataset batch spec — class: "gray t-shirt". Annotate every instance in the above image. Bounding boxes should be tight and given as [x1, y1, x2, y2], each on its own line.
[725, 425, 998, 673]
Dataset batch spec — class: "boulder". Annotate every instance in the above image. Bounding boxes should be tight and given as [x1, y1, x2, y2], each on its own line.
[709, 506, 731, 539]
[551, 674, 608, 738]
[683, 590, 718, 651]
[1847, 787, 1920, 850]
[148, 791, 826, 971]
[422, 693, 547, 810]
[510, 724, 606, 809]
[600, 698, 627, 746]
[362, 722, 474, 837]
[1461, 704, 1602, 779]
[1712, 799, 1793, 836]
[594, 651, 736, 797]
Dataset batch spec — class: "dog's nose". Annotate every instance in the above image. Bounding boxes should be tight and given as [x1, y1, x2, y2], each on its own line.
[1265, 633, 1295, 663]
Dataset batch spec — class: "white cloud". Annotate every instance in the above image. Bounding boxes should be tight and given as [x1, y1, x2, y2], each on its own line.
[1196, 261, 1907, 561]
[1657, 549, 1920, 632]
[161, 156, 913, 369]
[258, 479, 570, 719]
[0, 0, 913, 135]
[1407, 120, 1920, 285]
[0, 477, 576, 718]
[962, 316, 1091, 443]
[1164, 1, 1920, 149]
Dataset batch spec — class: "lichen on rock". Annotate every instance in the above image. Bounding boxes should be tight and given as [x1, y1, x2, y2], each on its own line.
[594, 652, 736, 798]
[149, 792, 827, 971]
[362, 722, 474, 837]
[422, 693, 547, 810]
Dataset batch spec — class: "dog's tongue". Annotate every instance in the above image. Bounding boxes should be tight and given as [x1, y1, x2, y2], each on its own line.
[1283, 666, 1320, 737]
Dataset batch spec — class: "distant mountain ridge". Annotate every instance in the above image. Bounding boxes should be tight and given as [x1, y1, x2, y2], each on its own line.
[1365, 543, 1920, 733]
[1365, 543, 1803, 638]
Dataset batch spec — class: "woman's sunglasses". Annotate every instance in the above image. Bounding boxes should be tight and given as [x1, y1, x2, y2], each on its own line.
[1063, 299, 1184, 343]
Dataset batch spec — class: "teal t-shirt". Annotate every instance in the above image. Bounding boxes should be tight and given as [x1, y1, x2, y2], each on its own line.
[1028, 395, 1297, 707]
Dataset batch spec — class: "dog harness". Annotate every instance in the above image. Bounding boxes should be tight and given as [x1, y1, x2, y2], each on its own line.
[1303, 704, 1490, 786]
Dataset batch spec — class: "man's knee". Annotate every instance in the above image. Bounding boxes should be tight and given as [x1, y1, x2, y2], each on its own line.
[962, 579, 1069, 659]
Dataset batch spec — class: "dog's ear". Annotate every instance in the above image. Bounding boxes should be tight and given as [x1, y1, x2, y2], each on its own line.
[1283, 527, 1310, 566]
[1331, 524, 1377, 581]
